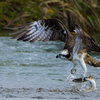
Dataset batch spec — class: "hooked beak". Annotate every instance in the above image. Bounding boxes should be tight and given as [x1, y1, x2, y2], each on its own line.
[56, 54, 62, 58]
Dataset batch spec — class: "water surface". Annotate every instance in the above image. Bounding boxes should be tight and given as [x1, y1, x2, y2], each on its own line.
[0, 35, 100, 99]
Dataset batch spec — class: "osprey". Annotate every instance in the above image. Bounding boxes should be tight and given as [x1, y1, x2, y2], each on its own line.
[9, 19, 100, 80]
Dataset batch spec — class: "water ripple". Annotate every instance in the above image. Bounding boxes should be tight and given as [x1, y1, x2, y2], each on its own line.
[0, 37, 100, 99]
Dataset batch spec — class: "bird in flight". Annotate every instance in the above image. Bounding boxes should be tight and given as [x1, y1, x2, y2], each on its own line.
[9, 19, 100, 80]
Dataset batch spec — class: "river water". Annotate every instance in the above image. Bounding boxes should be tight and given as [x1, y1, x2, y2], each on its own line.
[0, 34, 100, 99]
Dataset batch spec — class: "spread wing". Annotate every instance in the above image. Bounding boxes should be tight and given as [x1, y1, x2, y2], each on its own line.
[9, 19, 74, 50]
[74, 24, 100, 52]
[9, 20, 100, 67]
[74, 24, 100, 67]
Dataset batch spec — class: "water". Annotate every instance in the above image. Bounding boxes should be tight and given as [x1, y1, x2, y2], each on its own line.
[0, 36, 100, 99]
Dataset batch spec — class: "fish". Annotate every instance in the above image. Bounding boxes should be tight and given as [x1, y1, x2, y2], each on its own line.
[84, 77, 97, 92]
[72, 75, 97, 92]
[72, 78, 88, 83]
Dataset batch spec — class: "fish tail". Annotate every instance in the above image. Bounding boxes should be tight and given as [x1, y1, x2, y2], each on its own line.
[84, 82, 93, 92]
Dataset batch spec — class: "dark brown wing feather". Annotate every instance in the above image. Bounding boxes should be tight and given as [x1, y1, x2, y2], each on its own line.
[9, 19, 74, 50]
[84, 53, 100, 67]
[9, 21, 100, 67]
[75, 24, 100, 52]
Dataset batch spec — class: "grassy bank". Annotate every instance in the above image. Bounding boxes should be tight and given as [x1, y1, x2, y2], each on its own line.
[0, 0, 100, 33]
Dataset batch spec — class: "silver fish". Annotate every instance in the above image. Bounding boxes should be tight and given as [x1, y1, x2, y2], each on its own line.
[73, 78, 88, 83]
[72, 74, 97, 92]
[84, 77, 97, 92]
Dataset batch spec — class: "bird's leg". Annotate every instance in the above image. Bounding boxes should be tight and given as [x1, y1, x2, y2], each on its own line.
[78, 54, 87, 81]
[81, 63, 87, 81]
[71, 64, 77, 74]
[81, 74, 85, 81]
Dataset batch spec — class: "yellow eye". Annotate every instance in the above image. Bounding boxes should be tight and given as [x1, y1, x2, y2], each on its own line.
[60, 54, 62, 56]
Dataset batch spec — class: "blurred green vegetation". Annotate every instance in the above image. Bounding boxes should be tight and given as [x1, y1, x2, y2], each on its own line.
[0, 0, 100, 33]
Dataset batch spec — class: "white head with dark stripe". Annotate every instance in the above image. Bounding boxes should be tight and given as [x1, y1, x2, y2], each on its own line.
[56, 49, 71, 60]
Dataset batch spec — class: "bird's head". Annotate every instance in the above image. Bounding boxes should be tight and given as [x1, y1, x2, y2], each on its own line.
[56, 49, 70, 60]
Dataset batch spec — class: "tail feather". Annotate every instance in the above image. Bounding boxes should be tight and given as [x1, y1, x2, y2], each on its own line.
[84, 53, 100, 67]
[84, 82, 93, 92]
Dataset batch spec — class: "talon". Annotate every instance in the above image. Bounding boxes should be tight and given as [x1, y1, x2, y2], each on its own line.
[71, 69, 76, 74]
[81, 75, 85, 81]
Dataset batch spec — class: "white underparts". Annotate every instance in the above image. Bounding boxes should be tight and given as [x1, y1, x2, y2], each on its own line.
[72, 53, 87, 79]
[78, 53, 87, 77]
